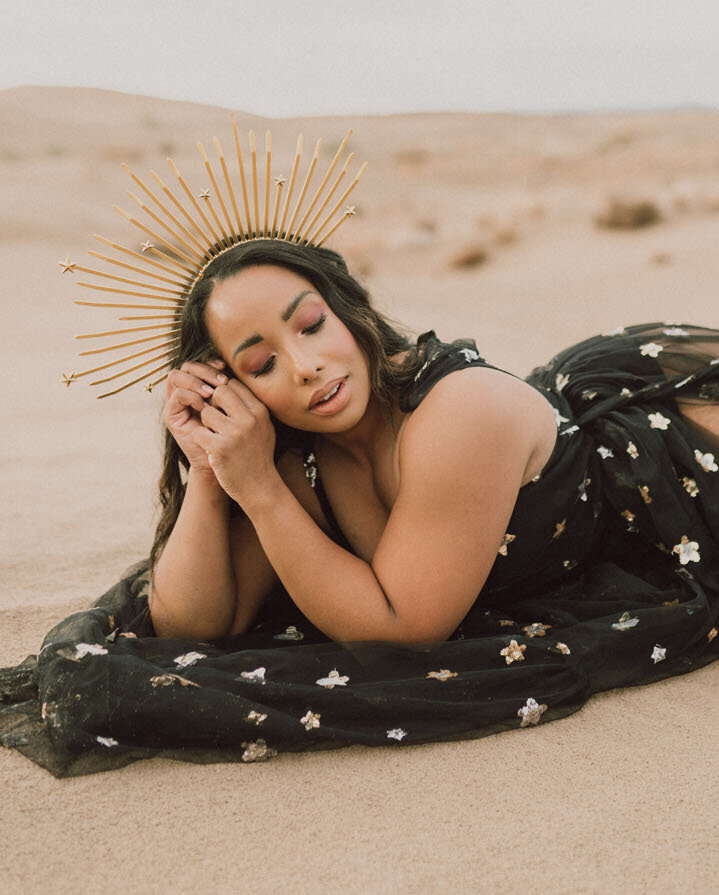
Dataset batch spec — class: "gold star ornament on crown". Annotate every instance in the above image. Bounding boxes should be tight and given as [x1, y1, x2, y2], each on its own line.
[60, 118, 367, 398]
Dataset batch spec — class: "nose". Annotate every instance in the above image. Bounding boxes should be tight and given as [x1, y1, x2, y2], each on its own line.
[288, 346, 323, 385]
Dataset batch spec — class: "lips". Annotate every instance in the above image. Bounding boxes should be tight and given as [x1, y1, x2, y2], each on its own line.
[309, 377, 346, 409]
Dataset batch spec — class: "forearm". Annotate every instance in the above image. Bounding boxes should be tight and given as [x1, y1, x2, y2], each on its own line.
[243, 474, 401, 643]
[150, 469, 236, 639]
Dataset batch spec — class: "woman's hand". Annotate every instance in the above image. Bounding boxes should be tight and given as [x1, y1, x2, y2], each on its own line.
[163, 359, 228, 475]
[192, 379, 279, 507]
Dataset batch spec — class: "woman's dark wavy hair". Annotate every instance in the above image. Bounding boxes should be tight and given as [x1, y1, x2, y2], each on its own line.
[150, 239, 422, 569]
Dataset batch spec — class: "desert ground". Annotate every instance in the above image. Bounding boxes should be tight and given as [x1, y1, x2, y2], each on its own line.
[1, 86, 718, 893]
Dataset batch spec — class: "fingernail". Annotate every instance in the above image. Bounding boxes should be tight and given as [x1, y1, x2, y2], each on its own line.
[201, 384, 213, 396]
[216, 373, 227, 384]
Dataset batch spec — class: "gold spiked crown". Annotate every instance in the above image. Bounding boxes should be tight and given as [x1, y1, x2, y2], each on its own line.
[59, 116, 366, 398]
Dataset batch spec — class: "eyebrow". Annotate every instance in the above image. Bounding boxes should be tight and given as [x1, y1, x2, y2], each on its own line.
[231, 290, 314, 359]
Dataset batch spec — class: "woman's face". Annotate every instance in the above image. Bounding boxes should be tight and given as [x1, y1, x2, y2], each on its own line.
[204, 264, 372, 432]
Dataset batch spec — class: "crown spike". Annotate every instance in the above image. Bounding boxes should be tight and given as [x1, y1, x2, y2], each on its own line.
[126, 190, 206, 262]
[293, 130, 352, 241]
[231, 114, 252, 238]
[112, 205, 197, 270]
[96, 360, 173, 399]
[87, 250, 188, 289]
[90, 348, 177, 386]
[77, 281, 184, 303]
[119, 314, 181, 321]
[76, 323, 179, 340]
[149, 170, 216, 248]
[286, 138, 322, 237]
[75, 301, 181, 310]
[214, 136, 244, 237]
[197, 142, 234, 244]
[271, 176, 285, 238]
[279, 134, 303, 238]
[295, 152, 354, 243]
[72, 263, 184, 296]
[78, 330, 181, 357]
[122, 164, 209, 256]
[92, 235, 194, 283]
[308, 162, 367, 246]
[167, 159, 224, 248]
[249, 131, 260, 237]
[263, 131, 271, 238]
[73, 340, 180, 379]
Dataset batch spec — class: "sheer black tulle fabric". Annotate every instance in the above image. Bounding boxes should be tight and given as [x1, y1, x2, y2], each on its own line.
[2, 322, 718, 777]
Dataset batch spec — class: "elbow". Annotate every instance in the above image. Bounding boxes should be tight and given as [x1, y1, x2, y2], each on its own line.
[148, 587, 232, 641]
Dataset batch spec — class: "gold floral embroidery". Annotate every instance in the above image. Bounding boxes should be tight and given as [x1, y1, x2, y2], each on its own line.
[522, 622, 552, 638]
[498, 619, 516, 627]
[150, 673, 201, 688]
[300, 710, 321, 731]
[662, 598, 679, 606]
[708, 627, 717, 643]
[246, 710, 268, 725]
[682, 477, 699, 497]
[552, 642, 571, 655]
[498, 533, 516, 556]
[552, 519, 567, 540]
[626, 441, 639, 459]
[241, 739, 277, 762]
[563, 559, 578, 571]
[426, 669, 458, 681]
[500, 640, 527, 664]
[517, 697, 548, 727]
[638, 485, 652, 505]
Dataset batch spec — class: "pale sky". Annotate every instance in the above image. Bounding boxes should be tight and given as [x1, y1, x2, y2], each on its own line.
[2, 0, 719, 117]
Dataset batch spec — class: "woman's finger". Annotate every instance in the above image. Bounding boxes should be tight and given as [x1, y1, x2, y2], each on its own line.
[166, 387, 207, 417]
[199, 402, 234, 433]
[177, 361, 228, 387]
[212, 378, 267, 416]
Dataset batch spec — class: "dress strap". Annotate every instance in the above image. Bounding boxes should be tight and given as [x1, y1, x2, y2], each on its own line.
[302, 451, 354, 552]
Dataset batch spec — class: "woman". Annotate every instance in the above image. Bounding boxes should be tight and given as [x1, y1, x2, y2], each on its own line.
[3, 128, 718, 777]
[150, 240, 560, 643]
[148, 239, 719, 650]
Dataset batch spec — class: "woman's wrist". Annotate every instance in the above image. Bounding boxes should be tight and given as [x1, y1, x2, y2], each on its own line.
[187, 466, 231, 505]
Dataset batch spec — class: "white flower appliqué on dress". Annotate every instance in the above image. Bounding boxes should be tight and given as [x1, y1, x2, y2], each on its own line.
[96, 735, 118, 747]
[648, 412, 671, 430]
[596, 445, 614, 459]
[240, 666, 267, 683]
[74, 643, 108, 659]
[672, 536, 700, 565]
[517, 697, 548, 727]
[639, 342, 664, 358]
[694, 450, 718, 473]
[316, 669, 350, 688]
[612, 611, 640, 631]
[173, 651, 207, 668]
[651, 645, 667, 664]
[387, 728, 407, 741]
[459, 348, 480, 363]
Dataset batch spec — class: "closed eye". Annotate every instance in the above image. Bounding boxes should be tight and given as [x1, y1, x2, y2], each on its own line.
[302, 313, 326, 335]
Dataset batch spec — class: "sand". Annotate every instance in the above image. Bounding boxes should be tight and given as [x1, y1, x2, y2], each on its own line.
[1, 86, 717, 893]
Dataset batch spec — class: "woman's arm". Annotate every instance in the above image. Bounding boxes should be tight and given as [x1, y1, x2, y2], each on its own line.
[205, 370, 551, 644]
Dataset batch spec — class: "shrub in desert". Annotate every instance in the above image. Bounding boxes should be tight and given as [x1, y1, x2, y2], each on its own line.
[595, 198, 662, 230]
[447, 243, 489, 270]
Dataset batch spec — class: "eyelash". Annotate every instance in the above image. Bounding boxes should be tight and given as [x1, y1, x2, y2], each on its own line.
[251, 313, 327, 378]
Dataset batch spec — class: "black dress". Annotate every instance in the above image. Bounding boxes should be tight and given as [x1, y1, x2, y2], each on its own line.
[2, 322, 718, 777]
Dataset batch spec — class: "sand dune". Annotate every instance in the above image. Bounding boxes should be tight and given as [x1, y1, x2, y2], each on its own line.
[1, 87, 717, 894]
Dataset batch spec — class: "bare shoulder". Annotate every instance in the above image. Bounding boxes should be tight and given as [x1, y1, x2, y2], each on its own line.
[398, 366, 556, 482]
